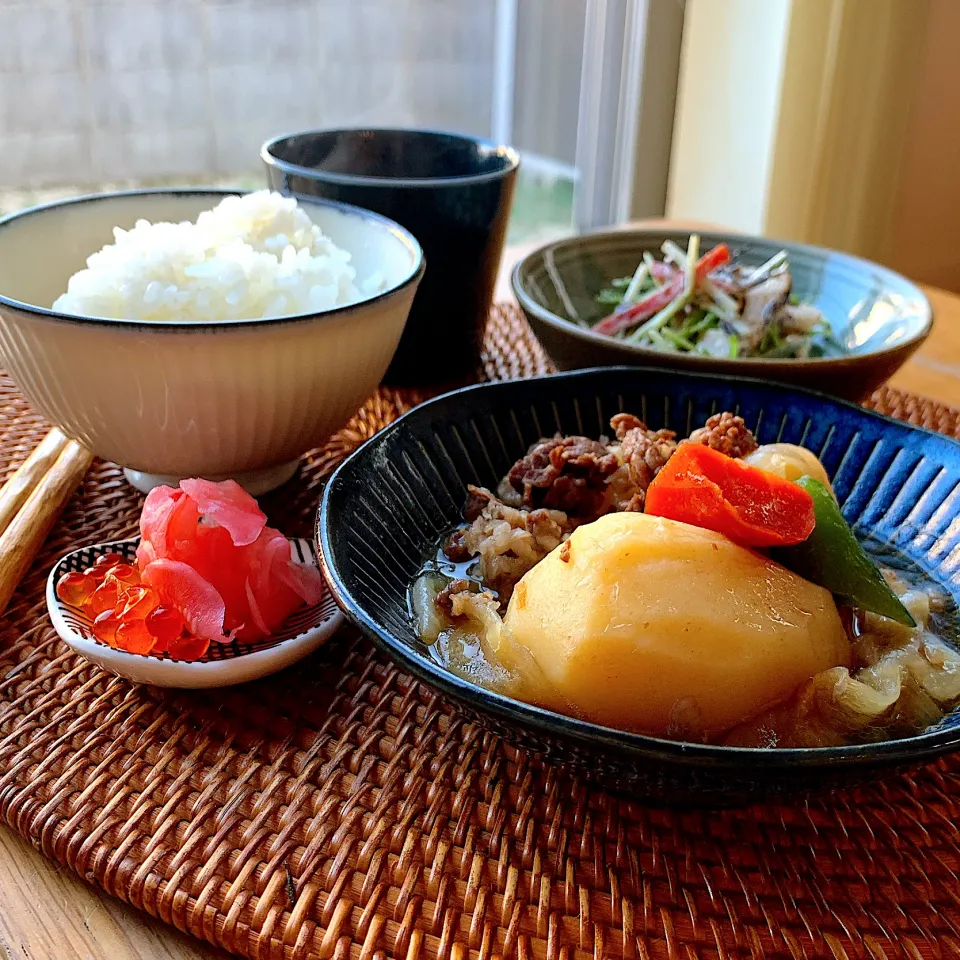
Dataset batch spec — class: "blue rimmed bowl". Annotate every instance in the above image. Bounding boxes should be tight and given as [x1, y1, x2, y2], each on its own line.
[319, 367, 960, 804]
[0, 189, 424, 494]
[512, 229, 933, 402]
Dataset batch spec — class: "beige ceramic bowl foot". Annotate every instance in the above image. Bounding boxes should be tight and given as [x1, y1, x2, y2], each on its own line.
[123, 460, 300, 496]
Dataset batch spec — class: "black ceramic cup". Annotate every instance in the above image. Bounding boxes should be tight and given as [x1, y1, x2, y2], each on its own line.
[262, 128, 519, 386]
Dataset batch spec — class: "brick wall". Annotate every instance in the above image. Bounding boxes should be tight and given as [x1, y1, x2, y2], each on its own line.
[0, 0, 496, 189]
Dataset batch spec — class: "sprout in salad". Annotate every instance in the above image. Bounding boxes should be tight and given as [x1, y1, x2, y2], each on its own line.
[593, 235, 845, 359]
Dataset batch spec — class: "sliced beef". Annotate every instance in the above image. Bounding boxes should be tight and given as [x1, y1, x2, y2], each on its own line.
[435, 578, 472, 616]
[606, 415, 677, 511]
[506, 435, 619, 517]
[444, 485, 572, 604]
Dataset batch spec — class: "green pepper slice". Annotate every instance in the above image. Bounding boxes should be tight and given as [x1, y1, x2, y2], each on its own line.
[772, 476, 916, 626]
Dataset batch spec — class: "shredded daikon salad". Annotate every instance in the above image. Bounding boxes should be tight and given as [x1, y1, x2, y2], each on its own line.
[592, 235, 844, 359]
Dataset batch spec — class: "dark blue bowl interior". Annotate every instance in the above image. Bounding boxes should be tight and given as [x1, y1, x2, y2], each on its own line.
[319, 368, 960, 803]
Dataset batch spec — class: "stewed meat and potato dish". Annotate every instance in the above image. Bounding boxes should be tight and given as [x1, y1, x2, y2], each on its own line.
[411, 412, 957, 747]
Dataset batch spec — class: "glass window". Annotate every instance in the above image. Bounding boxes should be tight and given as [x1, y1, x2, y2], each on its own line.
[0, 0, 681, 239]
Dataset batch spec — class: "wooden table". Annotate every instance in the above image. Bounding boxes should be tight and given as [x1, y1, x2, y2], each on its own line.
[883, 285, 960, 406]
[3, 230, 960, 960]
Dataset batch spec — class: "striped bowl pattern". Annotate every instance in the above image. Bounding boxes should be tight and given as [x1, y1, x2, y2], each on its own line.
[320, 367, 960, 802]
[0, 299, 411, 476]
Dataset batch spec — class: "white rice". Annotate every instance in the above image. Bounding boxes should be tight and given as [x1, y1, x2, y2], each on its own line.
[53, 190, 380, 322]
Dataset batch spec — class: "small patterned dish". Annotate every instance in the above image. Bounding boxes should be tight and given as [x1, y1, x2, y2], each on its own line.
[46, 537, 343, 688]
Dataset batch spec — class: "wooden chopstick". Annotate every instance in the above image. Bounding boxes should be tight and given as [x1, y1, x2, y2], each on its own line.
[0, 432, 93, 616]
[0, 428, 69, 538]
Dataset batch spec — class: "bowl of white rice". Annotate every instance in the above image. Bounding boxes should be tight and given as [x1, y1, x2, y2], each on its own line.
[0, 189, 423, 493]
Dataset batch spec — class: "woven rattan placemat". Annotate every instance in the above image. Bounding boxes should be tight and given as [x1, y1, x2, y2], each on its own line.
[1, 304, 959, 960]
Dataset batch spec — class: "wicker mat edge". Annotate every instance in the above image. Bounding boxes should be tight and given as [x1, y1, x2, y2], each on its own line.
[0, 303, 958, 960]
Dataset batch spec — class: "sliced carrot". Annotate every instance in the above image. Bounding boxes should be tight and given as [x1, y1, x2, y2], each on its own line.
[644, 443, 815, 548]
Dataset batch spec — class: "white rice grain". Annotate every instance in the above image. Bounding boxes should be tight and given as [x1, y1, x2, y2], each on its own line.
[53, 191, 376, 322]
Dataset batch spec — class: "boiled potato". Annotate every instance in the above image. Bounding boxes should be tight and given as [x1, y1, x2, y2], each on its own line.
[746, 443, 833, 492]
[501, 512, 849, 737]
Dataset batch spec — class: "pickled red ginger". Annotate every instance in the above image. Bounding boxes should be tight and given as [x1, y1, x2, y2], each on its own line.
[136, 479, 323, 642]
